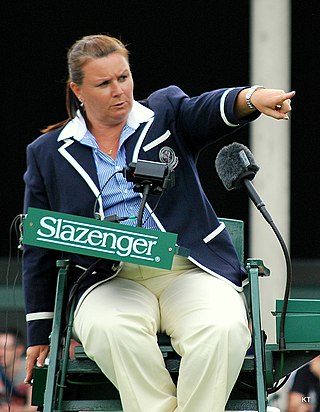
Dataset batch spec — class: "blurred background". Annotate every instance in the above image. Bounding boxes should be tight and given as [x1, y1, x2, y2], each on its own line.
[0, 1, 319, 407]
[1, 0, 319, 329]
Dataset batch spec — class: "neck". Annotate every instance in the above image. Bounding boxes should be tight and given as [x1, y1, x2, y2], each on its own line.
[90, 122, 125, 159]
[87, 116, 126, 136]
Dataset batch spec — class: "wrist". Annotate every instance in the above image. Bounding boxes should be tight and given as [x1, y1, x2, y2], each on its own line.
[245, 85, 265, 110]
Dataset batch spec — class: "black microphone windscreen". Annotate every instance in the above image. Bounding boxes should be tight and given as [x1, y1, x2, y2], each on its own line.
[215, 142, 260, 190]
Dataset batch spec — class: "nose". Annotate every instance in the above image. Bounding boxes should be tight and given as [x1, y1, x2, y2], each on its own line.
[111, 81, 123, 96]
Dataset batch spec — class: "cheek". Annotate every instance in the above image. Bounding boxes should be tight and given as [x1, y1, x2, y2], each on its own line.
[122, 79, 133, 95]
[88, 92, 112, 107]
[125, 87, 134, 101]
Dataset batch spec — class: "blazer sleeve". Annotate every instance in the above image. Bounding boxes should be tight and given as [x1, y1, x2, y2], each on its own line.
[147, 85, 260, 152]
[23, 143, 60, 346]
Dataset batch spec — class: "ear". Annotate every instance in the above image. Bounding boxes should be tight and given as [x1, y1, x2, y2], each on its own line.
[70, 82, 83, 103]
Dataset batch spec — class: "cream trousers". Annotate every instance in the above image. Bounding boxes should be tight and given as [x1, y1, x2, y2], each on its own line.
[73, 256, 251, 412]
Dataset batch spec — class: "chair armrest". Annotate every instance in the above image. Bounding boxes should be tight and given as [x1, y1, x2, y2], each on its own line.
[245, 258, 270, 277]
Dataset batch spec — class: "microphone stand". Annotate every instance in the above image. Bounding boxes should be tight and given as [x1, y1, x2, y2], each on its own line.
[125, 160, 174, 228]
[243, 179, 292, 351]
[137, 181, 152, 227]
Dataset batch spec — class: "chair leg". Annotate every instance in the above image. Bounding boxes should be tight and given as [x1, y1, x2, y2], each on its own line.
[42, 260, 69, 412]
[248, 264, 268, 412]
[55, 297, 76, 410]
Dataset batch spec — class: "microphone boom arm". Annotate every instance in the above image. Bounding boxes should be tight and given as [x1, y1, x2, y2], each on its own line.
[243, 179, 273, 224]
[243, 178, 292, 350]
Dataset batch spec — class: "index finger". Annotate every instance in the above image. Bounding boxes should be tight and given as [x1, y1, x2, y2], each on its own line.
[281, 90, 296, 102]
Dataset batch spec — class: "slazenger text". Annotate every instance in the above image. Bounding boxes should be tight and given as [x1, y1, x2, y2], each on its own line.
[36, 217, 158, 258]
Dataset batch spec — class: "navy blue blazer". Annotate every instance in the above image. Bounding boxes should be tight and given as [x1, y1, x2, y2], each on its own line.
[23, 85, 259, 346]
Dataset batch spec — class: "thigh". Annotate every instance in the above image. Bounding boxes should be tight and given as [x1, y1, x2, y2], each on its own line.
[73, 277, 161, 341]
[159, 269, 249, 341]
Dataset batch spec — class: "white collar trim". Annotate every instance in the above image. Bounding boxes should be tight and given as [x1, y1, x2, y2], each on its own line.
[57, 101, 154, 142]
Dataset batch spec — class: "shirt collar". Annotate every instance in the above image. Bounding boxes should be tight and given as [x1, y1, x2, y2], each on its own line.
[57, 100, 154, 142]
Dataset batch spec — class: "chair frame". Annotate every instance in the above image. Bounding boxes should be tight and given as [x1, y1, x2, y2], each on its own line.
[31, 219, 320, 412]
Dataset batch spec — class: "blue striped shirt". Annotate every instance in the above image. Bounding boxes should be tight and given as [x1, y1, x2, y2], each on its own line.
[79, 124, 159, 230]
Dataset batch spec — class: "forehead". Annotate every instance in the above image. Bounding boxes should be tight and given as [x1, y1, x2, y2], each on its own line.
[82, 53, 130, 79]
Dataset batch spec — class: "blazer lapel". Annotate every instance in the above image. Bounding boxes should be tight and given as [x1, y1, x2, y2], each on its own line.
[58, 138, 104, 218]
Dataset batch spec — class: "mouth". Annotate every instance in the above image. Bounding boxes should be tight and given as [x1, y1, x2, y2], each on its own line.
[112, 101, 127, 108]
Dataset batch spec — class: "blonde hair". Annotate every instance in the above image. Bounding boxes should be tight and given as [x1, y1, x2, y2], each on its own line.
[42, 34, 129, 132]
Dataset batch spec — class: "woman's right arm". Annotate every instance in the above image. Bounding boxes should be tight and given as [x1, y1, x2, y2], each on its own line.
[23, 143, 59, 381]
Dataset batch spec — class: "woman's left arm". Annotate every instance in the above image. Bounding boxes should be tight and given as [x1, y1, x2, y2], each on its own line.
[235, 87, 296, 120]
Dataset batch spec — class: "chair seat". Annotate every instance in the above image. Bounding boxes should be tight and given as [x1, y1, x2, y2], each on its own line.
[73, 341, 255, 373]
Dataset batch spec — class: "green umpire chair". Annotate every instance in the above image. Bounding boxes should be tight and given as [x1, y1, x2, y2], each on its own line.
[31, 218, 320, 412]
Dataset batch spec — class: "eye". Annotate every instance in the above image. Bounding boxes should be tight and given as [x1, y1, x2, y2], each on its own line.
[98, 80, 110, 87]
[119, 75, 128, 82]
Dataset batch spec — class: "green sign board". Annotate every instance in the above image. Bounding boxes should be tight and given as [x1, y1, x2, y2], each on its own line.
[23, 208, 182, 270]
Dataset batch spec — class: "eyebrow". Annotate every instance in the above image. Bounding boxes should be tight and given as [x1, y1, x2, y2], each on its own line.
[94, 69, 130, 84]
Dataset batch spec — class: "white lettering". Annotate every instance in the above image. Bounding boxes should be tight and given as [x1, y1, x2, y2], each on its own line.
[74, 227, 90, 243]
[60, 224, 75, 241]
[54, 218, 62, 239]
[132, 238, 148, 255]
[116, 235, 134, 257]
[87, 230, 103, 246]
[101, 232, 117, 249]
[37, 217, 57, 237]
[36, 216, 159, 261]
[146, 240, 157, 255]
[132, 238, 157, 255]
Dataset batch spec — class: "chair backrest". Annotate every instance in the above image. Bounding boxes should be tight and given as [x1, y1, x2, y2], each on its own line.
[219, 218, 244, 264]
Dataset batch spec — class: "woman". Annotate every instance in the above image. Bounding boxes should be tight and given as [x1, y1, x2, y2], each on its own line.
[23, 34, 295, 412]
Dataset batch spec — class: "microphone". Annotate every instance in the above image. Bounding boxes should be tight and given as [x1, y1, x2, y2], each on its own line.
[215, 142, 292, 350]
[215, 142, 272, 224]
[214, 142, 259, 190]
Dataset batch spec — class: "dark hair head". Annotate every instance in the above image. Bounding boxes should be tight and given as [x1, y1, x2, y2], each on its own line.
[66, 34, 129, 118]
[42, 34, 130, 133]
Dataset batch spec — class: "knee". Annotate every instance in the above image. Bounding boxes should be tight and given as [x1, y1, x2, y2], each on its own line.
[215, 315, 250, 341]
[213, 317, 251, 358]
[183, 318, 250, 355]
[216, 314, 249, 334]
[82, 311, 158, 352]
